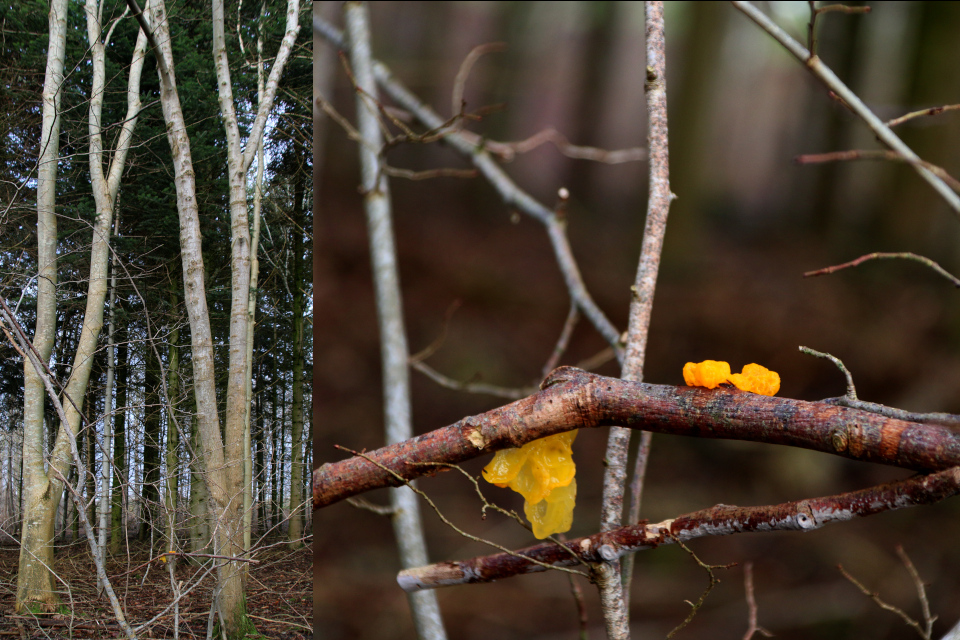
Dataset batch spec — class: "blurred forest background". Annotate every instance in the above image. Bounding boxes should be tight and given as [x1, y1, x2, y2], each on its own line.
[314, 2, 960, 638]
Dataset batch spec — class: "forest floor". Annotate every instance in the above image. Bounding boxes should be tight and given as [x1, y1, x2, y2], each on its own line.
[0, 536, 311, 638]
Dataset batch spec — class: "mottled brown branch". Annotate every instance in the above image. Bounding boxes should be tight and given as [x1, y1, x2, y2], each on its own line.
[796, 150, 960, 194]
[803, 251, 960, 289]
[314, 366, 960, 509]
[396, 466, 960, 591]
[887, 103, 960, 128]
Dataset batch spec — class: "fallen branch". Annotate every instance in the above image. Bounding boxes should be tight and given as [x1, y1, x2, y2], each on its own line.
[314, 366, 960, 509]
[397, 466, 960, 591]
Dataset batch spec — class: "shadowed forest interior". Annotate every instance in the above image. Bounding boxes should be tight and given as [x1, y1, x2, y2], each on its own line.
[315, 2, 960, 639]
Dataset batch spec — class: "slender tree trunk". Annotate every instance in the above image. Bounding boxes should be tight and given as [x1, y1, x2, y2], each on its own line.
[164, 283, 181, 562]
[98, 215, 120, 565]
[242, 0, 267, 557]
[109, 337, 128, 555]
[17, 0, 66, 611]
[189, 411, 210, 556]
[288, 174, 305, 548]
[129, 0, 300, 632]
[140, 348, 161, 542]
[255, 378, 266, 533]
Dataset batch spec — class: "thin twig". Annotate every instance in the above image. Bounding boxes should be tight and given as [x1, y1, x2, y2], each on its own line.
[410, 300, 461, 364]
[807, 1, 871, 57]
[742, 562, 772, 640]
[796, 150, 960, 194]
[382, 166, 478, 181]
[896, 546, 937, 639]
[887, 103, 960, 128]
[346, 496, 396, 516]
[451, 42, 507, 120]
[666, 533, 736, 639]
[541, 303, 580, 380]
[566, 570, 589, 640]
[838, 563, 931, 639]
[314, 15, 625, 361]
[799, 346, 857, 399]
[339, 447, 589, 581]
[803, 251, 960, 289]
[609, 2, 674, 622]
[732, 0, 960, 216]
[410, 360, 534, 400]
[458, 127, 647, 164]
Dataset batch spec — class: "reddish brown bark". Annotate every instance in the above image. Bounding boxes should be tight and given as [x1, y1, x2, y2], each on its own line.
[313, 366, 960, 509]
[397, 466, 960, 591]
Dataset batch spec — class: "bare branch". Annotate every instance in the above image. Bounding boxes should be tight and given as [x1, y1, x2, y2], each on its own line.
[612, 3, 674, 614]
[666, 533, 735, 638]
[343, 3, 446, 638]
[887, 103, 960, 128]
[742, 562, 772, 640]
[458, 127, 646, 164]
[732, 0, 960, 216]
[896, 545, 937, 639]
[314, 366, 960, 509]
[796, 150, 960, 194]
[397, 466, 960, 591]
[803, 251, 960, 289]
[839, 562, 932, 639]
[314, 15, 625, 362]
[451, 42, 507, 120]
[410, 360, 533, 400]
[799, 346, 858, 399]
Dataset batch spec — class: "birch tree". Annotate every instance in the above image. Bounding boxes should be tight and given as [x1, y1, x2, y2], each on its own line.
[17, 0, 147, 611]
[126, 0, 302, 634]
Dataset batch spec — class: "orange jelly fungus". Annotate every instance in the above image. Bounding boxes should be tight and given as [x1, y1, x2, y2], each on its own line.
[684, 360, 780, 396]
[482, 430, 577, 539]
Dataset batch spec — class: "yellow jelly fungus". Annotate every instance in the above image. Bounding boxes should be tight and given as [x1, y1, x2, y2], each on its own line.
[728, 362, 780, 396]
[684, 360, 780, 396]
[682, 360, 731, 389]
[482, 430, 577, 539]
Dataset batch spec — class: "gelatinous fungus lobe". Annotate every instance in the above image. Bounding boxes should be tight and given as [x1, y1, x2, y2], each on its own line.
[482, 430, 578, 539]
[684, 360, 780, 396]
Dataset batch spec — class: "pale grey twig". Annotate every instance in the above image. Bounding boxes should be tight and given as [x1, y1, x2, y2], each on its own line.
[343, 4, 447, 639]
[609, 2, 673, 625]
[410, 360, 532, 400]
[731, 1, 960, 217]
[799, 346, 857, 399]
[313, 15, 625, 363]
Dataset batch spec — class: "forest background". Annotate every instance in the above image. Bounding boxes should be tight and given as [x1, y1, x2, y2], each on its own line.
[0, 0, 312, 636]
[314, 1, 960, 639]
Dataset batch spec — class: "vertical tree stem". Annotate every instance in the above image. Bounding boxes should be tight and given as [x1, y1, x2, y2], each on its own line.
[599, 2, 673, 634]
[343, 3, 447, 639]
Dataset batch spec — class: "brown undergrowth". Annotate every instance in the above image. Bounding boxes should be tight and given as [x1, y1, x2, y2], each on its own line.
[0, 538, 311, 639]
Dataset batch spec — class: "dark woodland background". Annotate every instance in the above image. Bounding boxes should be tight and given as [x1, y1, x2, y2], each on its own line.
[314, 2, 960, 638]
